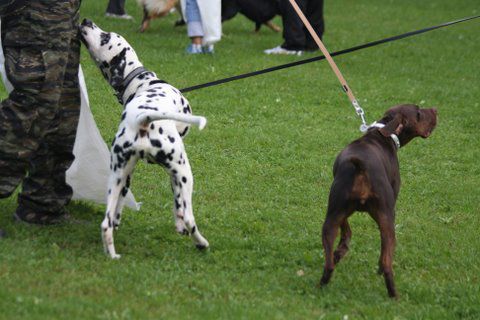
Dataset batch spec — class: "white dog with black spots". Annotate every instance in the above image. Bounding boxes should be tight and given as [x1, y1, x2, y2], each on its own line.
[79, 19, 209, 258]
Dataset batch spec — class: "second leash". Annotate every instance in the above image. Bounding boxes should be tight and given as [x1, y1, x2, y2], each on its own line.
[288, 0, 369, 132]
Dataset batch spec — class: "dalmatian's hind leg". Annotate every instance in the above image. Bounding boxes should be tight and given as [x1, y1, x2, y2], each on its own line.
[165, 142, 209, 250]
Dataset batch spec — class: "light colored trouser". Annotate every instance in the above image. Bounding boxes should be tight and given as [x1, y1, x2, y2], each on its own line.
[186, 0, 204, 38]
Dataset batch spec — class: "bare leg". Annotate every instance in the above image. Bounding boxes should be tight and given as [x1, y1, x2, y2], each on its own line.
[191, 36, 202, 45]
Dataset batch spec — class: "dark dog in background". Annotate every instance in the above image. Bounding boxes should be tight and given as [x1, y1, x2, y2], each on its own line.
[138, 0, 281, 33]
[319, 104, 437, 298]
[222, 0, 281, 32]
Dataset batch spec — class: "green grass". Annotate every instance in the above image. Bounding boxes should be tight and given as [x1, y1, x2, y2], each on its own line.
[1, 0, 479, 319]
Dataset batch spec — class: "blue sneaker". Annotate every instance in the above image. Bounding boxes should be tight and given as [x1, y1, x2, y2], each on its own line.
[202, 44, 214, 54]
[186, 44, 203, 54]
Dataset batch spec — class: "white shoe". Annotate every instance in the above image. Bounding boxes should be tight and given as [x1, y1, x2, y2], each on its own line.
[105, 13, 133, 20]
[264, 45, 302, 56]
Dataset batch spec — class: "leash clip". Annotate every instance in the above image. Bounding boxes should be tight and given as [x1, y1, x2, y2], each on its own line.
[352, 100, 369, 132]
[359, 123, 369, 132]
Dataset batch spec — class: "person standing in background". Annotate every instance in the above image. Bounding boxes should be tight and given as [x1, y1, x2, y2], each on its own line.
[0, 0, 82, 225]
[265, 0, 324, 55]
[106, 0, 133, 20]
[181, 0, 222, 54]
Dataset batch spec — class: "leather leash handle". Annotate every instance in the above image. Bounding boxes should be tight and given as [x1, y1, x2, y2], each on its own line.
[288, 0, 368, 131]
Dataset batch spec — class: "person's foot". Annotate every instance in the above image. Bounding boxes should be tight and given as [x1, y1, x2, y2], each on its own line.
[186, 44, 203, 54]
[202, 44, 214, 54]
[13, 209, 70, 225]
[105, 12, 133, 20]
[264, 45, 302, 56]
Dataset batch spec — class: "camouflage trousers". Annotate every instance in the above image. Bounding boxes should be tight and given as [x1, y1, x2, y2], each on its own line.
[0, 0, 81, 218]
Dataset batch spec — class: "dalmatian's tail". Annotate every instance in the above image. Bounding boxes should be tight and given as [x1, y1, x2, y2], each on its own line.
[134, 111, 207, 130]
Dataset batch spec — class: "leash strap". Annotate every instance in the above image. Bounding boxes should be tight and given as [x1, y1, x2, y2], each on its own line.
[179, 14, 480, 95]
[288, 0, 369, 131]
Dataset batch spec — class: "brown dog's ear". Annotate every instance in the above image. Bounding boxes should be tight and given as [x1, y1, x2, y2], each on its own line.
[379, 113, 404, 137]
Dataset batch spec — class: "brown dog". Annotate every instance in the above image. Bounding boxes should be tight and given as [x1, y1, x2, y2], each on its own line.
[319, 104, 437, 298]
[137, 0, 179, 33]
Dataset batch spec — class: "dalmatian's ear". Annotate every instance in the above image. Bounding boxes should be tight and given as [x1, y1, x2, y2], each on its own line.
[109, 48, 128, 88]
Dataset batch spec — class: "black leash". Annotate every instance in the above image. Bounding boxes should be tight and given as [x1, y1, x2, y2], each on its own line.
[180, 15, 480, 94]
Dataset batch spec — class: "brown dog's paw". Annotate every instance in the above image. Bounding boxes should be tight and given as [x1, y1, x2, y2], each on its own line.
[319, 270, 333, 287]
[377, 266, 384, 275]
[388, 291, 399, 300]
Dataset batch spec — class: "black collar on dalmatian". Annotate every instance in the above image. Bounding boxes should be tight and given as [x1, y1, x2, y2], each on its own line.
[114, 66, 148, 105]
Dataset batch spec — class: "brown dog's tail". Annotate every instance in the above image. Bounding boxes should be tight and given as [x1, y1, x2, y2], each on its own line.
[349, 157, 366, 173]
[348, 157, 372, 203]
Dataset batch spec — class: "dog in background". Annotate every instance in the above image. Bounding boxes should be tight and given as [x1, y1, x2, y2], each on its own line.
[222, 0, 281, 32]
[79, 19, 209, 258]
[319, 104, 437, 298]
[137, 0, 179, 32]
[137, 0, 281, 33]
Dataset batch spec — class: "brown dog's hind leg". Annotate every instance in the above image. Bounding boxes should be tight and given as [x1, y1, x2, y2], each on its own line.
[372, 211, 397, 298]
[334, 219, 352, 264]
[320, 216, 338, 286]
[320, 210, 348, 286]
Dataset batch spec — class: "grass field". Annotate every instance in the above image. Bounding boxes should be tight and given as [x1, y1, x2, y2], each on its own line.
[1, 0, 479, 319]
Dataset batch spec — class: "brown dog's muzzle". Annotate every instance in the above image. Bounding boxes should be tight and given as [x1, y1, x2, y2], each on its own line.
[421, 108, 438, 138]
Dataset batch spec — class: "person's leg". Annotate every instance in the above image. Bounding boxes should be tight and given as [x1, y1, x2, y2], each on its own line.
[6, 0, 81, 224]
[279, 0, 307, 50]
[185, 0, 204, 53]
[106, 0, 126, 15]
[0, 45, 36, 199]
[17, 32, 81, 223]
[304, 0, 324, 51]
[0, 1, 80, 224]
[0, 6, 63, 201]
[106, 0, 132, 19]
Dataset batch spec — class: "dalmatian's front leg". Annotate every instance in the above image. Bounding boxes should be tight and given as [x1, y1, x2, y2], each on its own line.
[167, 143, 209, 250]
[112, 173, 132, 229]
[102, 157, 137, 259]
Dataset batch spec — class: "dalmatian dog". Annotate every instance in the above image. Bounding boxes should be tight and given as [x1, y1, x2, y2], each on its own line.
[79, 19, 209, 258]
